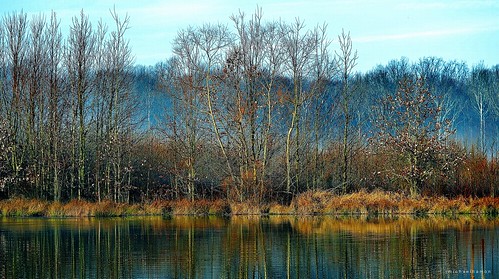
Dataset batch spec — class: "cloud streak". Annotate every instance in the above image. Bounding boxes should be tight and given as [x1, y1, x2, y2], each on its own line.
[354, 25, 499, 43]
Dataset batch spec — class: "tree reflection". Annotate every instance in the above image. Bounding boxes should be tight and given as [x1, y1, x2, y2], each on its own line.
[0, 216, 497, 278]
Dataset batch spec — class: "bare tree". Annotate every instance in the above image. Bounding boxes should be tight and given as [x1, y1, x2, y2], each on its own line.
[65, 10, 95, 199]
[491, 66, 499, 117]
[0, 120, 14, 192]
[27, 14, 48, 197]
[491, 66, 499, 157]
[260, 20, 285, 196]
[165, 48, 204, 201]
[170, 33, 192, 200]
[104, 8, 134, 202]
[226, 8, 282, 201]
[170, 23, 233, 201]
[335, 29, 358, 193]
[169, 27, 209, 201]
[0, 18, 5, 118]
[413, 57, 467, 137]
[46, 11, 63, 201]
[281, 19, 315, 195]
[92, 18, 108, 202]
[194, 24, 235, 198]
[469, 64, 491, 154]
[374, 76, 457, 196]
[4, 11, 28, 189]
[296, 23, 334, 191]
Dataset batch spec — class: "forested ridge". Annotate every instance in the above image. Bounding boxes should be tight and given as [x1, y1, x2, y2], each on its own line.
[0, 9, 497, 204]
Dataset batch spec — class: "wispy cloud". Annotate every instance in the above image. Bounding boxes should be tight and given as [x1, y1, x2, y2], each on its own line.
[354, 25, 499, 43]
[397, 0, 499, 11]
[124, 0, 228, 27]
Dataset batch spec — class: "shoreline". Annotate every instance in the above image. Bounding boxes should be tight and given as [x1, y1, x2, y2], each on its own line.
[1, 190, 499, 218]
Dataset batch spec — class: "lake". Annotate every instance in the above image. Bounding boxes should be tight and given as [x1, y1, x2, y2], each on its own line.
[0, 216, 497, 278]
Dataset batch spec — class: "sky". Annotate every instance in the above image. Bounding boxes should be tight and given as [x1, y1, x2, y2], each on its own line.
[2, 0, 499, 73]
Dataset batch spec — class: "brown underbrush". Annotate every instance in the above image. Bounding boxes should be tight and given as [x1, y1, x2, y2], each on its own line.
[284, 189, 499, 216]
[229, 202, 263, 215]
[0, 198, 49, 216]
[1, 191, 498, 217]
[0, 198, 157, 217]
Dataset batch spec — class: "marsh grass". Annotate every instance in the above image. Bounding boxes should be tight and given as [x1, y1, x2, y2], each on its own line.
[229, 202, 262, 215]
[287, 190, 499, 216]
[0, 199, 157, 217]
[0, 199, 49, 217]
[160, 199, 230, 216]
[1, 191, 498, 217]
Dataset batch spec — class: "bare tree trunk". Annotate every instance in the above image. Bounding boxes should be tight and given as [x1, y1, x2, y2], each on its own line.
[102, 9, 133, 202]
[282, 19, 316, 196]
[286, 100, 298, 194]
[4, 12, 28, 196]
[336, 30, 358, 194]
[66, 10, 95, 200]
[205, 68, 237, 197]
[470, 65, 490, 155]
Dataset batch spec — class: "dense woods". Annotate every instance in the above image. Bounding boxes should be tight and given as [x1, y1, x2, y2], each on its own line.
[0, 9, 497, 204]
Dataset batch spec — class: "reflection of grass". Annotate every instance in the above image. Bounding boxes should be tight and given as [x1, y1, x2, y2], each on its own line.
[168, 199, 231, 215]
[286, 215, 499, 236]
[1, 190, 499, 217]
[1, 214, 495, 235]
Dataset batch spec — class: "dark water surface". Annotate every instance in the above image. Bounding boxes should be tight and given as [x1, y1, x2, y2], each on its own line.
[0, 215, 497, 278]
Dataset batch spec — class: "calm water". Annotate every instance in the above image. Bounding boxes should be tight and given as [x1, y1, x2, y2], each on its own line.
[0, 216, 497, 279]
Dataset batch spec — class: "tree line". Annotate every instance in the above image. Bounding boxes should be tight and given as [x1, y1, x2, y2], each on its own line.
[0, 9, 497, 203]
[0, 9, 135, 202]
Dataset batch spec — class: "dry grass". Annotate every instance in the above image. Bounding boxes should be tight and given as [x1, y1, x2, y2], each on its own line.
[209, 199, 232, 215]
[291, 190, 334, 215]
[59, 200, 96, 216]
[1, 191, 499, 217]
[287, 189, 400, 215]
[0, 198, 49, 216]
[287, 190, 499, 216]
[0, 198, 158, 217]
[468, 196, 499, 214]
[229, 202, 262, 215]
[144, 200, 171, 215]
[324, 190, 399, 215]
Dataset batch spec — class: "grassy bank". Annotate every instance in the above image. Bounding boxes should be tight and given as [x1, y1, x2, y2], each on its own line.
[1, 190, 499, 217]
[285, 190, 499, 216]
[0, 198, 232, 217]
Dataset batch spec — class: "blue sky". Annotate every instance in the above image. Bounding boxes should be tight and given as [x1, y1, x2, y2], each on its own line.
[2, 0, 499, 72]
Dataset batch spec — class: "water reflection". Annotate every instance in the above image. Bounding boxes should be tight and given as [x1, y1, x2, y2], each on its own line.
[0, 216, 497, 278]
